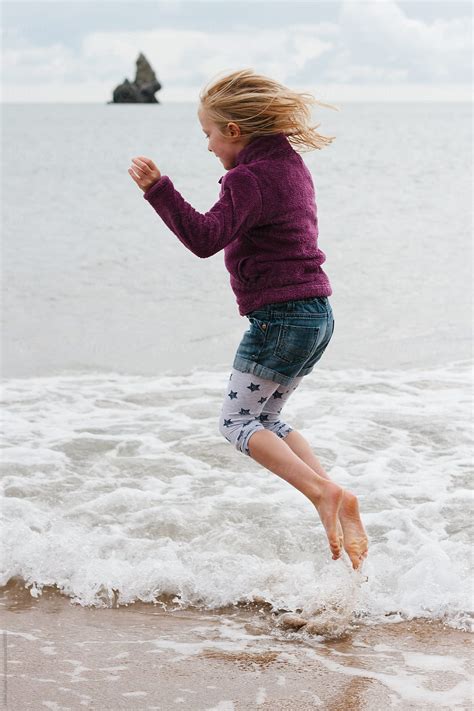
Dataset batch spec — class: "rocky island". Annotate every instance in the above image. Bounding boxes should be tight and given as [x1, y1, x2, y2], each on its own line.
[109, 53, 162, 103]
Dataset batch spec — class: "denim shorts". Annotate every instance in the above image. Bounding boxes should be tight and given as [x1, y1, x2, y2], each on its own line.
[233, 296, 335, 387]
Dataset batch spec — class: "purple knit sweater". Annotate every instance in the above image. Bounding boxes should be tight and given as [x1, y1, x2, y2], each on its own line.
[143, 132, 332, 316]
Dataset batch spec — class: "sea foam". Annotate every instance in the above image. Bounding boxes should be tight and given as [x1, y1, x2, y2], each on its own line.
[1, 360, 472, 632]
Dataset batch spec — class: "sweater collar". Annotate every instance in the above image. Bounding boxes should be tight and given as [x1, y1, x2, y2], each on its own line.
[234, 132, 291, 166]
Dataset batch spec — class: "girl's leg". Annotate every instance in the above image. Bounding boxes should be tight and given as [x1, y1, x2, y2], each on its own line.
[219, 368, 300, 457]
[256, 374, 305, 440]
[258, 373, 368, 568]
[219, 369, 344, 561]
[247, 428, 344, 560]
[219, 368, 368, 568]
[282, 429, 369, 569]
[282, 430, 331, 480]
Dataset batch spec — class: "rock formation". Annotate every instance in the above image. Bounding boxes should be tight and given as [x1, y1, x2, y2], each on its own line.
[109, 53, 162, 103]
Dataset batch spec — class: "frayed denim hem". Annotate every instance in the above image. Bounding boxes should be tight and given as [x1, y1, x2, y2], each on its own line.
[232, 355, 298, 388]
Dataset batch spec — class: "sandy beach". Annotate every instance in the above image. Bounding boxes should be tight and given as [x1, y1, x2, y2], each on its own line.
[1, 579, 472, 710]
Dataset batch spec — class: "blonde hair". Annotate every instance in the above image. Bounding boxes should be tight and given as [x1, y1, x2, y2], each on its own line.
[199, 68, 339, 152]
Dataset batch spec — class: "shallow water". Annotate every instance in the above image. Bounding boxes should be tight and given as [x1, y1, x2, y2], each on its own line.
[2, 102, 472, 376]
[1, 361, 472, 632]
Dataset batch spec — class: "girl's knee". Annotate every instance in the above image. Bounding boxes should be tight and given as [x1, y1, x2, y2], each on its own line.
[218, 415, 263, 456]
[218, 414, 233, 442]
[262, 419, 293, 439]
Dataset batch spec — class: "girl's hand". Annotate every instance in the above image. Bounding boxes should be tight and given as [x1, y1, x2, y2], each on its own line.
[128, 156, 162, 192]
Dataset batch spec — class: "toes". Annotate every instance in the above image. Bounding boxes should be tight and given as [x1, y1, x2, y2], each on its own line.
[350, 552, 364, 569]
[330, 541, 342, 560]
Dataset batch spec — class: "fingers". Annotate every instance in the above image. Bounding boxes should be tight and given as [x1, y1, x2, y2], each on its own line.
[128, 166, 146, 189]
[128, 165, 144, 180]
[133, 156, 155, 171]
[131, 157, 149, 173]
[137, 155, 154, 166]
[129, 159, 148, 186]
[131, 156, 160, 180]
[129, 156, 160, 192]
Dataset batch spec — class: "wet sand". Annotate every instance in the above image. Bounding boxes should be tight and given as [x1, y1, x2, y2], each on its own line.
[1, 580, 472, 710]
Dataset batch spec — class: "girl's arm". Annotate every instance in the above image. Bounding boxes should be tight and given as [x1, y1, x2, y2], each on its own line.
[130, 158, 263, 258]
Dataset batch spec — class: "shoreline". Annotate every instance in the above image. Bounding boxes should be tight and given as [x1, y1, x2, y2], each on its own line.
[1, 582, 472, 710]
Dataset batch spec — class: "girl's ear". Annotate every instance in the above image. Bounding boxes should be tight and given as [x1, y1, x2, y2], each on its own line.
[227, 121, 241, 138]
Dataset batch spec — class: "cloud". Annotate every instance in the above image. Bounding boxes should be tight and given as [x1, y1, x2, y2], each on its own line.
[2, 25, 334, 87]
[1, 1, 471, 102]
[336, 0, 472, 82]
[1, 25, 336, 102]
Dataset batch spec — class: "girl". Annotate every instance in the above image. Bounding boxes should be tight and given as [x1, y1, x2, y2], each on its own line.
[128, 68, 368, 570]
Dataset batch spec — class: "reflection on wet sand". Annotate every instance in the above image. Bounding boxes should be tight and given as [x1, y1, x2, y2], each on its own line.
[1, 580, 472, 710]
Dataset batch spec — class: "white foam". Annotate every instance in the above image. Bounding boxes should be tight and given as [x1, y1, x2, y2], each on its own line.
[310, 649, 472, 706]
[1, 361, 472, 632]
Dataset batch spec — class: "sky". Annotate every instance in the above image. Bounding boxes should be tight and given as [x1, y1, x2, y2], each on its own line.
[1, 0, 472, 103]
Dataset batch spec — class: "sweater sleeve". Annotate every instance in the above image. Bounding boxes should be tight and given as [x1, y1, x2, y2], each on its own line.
[142, 168, 263, 259]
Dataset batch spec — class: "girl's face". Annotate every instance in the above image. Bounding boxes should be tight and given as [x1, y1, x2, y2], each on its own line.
[198, 107, 249, 170]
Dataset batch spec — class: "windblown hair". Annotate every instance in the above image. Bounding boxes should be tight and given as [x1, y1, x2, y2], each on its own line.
[199, 68, 339, 152]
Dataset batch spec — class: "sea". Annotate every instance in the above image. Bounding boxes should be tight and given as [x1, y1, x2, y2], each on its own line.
[1, 101, 472, 636]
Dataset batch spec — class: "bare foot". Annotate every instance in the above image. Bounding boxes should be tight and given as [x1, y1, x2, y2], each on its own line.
[310, 481, 344, 560]
[338, 491, 369, 569]
[336, 519, 344, 558]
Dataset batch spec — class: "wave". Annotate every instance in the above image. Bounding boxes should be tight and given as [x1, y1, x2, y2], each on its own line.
[1, 360, 472, 633]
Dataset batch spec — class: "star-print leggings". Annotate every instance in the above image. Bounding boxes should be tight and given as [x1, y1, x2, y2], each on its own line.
[218, 367, 304, 457]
